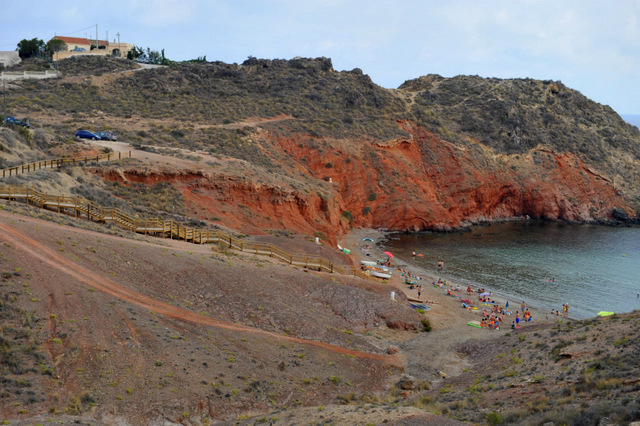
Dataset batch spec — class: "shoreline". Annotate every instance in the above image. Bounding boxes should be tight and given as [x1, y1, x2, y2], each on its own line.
[341, 228, 567, 331]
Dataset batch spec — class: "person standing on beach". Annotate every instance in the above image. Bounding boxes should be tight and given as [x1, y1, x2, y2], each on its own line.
[521, 301, 526, 312]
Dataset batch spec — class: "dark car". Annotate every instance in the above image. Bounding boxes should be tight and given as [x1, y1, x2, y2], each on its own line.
[3, 117, 31, 128]
[96, 131, 117, 141]
[75, 130, 101, 140]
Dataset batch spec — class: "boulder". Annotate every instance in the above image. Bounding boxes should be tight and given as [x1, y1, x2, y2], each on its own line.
[612, 207, 629, 221]
[396, 375, 415, 390]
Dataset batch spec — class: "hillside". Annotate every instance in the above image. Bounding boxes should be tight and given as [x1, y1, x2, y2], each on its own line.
[1, 203, 639, 425]
[1, 55, 640, 424]
[2, 56, 639, 244]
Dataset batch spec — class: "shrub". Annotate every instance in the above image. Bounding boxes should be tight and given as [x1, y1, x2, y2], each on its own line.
[421, 318, 432, 332]
[483, 411, 503, 425]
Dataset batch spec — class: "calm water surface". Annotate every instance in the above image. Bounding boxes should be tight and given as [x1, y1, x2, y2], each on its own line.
[385, 222, 640, 319]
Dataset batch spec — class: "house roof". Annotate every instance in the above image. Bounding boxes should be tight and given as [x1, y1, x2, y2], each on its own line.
[51, 36, 109, 47]
[52, 36, 91, 45]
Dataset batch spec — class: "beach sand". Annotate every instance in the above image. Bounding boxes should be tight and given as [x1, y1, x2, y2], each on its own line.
[340, 228, 562, 381]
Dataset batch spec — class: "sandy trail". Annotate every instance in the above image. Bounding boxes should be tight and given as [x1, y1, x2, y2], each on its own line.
[0, 219, 395, 362]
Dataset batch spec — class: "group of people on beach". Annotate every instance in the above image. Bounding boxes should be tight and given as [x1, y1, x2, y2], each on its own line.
[549, 303, 569, 318]
[480, 300, 513, 330]
[513, 305, 534, 328]
[378, 246, 570, 332]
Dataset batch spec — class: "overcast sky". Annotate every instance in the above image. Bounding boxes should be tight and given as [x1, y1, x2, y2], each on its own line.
[2, 0, 639, 115]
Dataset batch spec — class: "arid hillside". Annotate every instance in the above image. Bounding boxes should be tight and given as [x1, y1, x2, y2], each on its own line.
[0, 204, 423, 424]
[2, 56, 639, 244]
[1, 201, 639, 425]
[2, 56, 640, 425]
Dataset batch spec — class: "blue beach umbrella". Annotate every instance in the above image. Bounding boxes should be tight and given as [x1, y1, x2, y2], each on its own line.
[505, 301, 509, 309]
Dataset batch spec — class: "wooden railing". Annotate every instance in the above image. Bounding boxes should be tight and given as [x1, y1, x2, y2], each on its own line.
[0, 151, 131, 178]
[0, 185, 376, 280]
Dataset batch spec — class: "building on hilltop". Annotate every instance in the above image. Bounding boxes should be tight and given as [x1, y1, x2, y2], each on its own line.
[49, 36, 134, 61]
[0, 51, 21, 68]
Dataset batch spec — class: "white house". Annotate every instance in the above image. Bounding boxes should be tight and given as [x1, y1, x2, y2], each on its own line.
[0, 51, 21, 68]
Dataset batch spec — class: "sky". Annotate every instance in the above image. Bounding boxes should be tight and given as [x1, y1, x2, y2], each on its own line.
[1, 0, 639, 115]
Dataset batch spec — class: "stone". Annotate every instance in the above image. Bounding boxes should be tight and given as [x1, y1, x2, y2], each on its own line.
[396, 375, 415, 390]
[612, 207, 629, 221]
[387, 345, 399, 355]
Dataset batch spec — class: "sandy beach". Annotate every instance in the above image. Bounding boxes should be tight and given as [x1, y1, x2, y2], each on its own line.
[339, 228, 571, 381]
[340, 228, 560, 333]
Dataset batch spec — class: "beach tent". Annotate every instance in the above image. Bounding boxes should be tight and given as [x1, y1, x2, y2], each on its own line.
[383, 251, 394, 258]
[362, 238, 374, 242]
[597, 311, 615, 317]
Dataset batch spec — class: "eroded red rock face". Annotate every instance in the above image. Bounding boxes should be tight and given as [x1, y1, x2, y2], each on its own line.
[99, 121, 631, 244]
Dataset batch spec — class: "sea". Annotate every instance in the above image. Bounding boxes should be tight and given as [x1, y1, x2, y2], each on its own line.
[622, 114, 640, 129]
[384, 221, 640, 320]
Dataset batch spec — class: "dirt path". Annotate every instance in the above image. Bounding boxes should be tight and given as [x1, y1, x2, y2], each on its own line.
[0, 219, 395, 362]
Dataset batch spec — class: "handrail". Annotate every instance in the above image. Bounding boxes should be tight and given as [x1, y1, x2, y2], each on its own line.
[0, 185, 379, 281]
[0, 151, 132, 178]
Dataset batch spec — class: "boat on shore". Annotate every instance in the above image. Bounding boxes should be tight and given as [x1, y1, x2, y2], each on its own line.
[370, 270, 392, 279]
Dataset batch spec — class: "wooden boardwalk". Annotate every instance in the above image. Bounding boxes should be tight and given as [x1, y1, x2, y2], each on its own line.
[0, 152, 131, 178]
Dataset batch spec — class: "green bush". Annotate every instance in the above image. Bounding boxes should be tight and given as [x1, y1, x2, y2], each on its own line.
[421, 318, 432, 332]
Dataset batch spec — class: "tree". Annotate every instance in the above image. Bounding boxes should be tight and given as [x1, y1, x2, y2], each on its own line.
[45, 39, 67, 58]
[17, 38, 45, 59]
[148, 49, 162, 65]
[128, 45, 171, 65]
[126, 45, 144, 60]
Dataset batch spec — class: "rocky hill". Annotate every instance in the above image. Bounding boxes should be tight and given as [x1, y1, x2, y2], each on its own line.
[2, 56, 640, 425]
[2, 56, 639, 243]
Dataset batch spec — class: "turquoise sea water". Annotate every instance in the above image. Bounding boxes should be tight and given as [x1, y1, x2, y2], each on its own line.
[385, 222, 640, 319]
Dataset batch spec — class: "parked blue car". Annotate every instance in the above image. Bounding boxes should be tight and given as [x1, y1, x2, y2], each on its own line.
[3, 116, 30, 128]
[75, 130, 101, 140]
